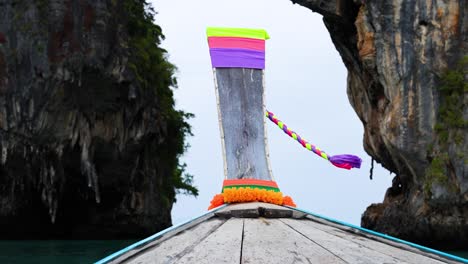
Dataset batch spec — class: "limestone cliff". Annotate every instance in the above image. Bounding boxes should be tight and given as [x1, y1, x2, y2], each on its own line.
[292, 0, 467, 249]
[0, 0, 196, 238]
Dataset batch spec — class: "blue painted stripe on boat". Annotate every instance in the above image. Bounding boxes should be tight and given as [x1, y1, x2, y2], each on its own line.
[288, 206, 468, 264]
[94, 204, 228, 264]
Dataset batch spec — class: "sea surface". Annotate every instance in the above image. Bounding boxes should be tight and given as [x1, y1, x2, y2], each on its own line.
[0, 240, 466, 263]
[0, 240, 136, 264]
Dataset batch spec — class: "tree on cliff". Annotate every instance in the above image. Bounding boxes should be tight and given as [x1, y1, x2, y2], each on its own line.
[0, 0, 196, 238]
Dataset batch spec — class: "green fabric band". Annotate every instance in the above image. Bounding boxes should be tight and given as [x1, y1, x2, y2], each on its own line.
[206, 27, 270, 40]
[222, 185, 280, 192]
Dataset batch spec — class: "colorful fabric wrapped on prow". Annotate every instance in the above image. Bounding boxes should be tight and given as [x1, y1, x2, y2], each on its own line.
[222, 179, 280, 192]
[208, 179, 297, 210]
[207, 27, 269, 69]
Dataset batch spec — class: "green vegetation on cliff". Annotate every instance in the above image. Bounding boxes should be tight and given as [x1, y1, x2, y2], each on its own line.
[434, 56, 468, 142]
[0, 0, 197, 238]
[425, 56, 467, 196]
[124, 0, 198, 198]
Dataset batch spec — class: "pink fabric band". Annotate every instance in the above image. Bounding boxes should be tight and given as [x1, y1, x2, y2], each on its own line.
[208, 37, 265, 51]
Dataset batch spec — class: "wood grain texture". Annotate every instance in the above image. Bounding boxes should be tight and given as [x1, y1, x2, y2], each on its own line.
[281, 218, 408, 264]
[215, 68, 271, 180]
[115, 212, 462, 264]
[176, 218, 244, 264]
[241, 218, 346, 263]
[108, 209, 223, 263]
[125, 218, 226, 264]
[301, 216, 449, 264]
[215, 202, 298, 219]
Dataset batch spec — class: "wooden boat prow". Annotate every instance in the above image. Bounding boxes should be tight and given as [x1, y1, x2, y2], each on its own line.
[95, 27, 467, 264]
[97, 202, 465, 263]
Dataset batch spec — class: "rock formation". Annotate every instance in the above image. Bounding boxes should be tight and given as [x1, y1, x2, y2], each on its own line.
[0, 0, 196, 238]
[291, 0, 467, 249]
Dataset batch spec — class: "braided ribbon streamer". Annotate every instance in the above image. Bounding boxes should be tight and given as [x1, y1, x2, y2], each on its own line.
[266, 111, 362, 170]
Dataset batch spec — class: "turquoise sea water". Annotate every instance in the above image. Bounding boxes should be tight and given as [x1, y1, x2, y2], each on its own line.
[0, 240, 466, 263]
[0, 240, 135, 264]
[447, 251, 468, 259]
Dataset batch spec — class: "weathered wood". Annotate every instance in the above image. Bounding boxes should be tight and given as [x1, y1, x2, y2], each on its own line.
[215, 202, 300, 218]
[124, 218, 226, 264]
[281, 218, 409, 264]
[302, 216, 451, 264]
[176, 218, 244, 263]
[241, 218, 346, 263]
[262, 206, 293, 218]
[109, 209, 464, 264]
[216, 207, 260, 218]
[214, 68, 272, 180]
[107, 209, 224, 264]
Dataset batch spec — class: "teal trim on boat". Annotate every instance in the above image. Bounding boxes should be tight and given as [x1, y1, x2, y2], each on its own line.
[95, 204, 467, 264]
[94, 204, 228, 264]
[288, 206, 468, 264]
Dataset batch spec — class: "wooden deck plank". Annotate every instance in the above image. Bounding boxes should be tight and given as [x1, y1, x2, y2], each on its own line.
[176, 218, 244, 263]
[216, 203, 261, 218]
[241, 218, 346, 264]
[281, 218, 409, 264]
[302, 216, 449, 264]
[216, 202, 303, 219]
[106, 205, 461, 264]
[125, 218, 226, 264]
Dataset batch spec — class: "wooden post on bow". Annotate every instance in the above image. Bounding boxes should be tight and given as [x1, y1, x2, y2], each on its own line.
[206, 28, 296, 209]
[208, 27, 273, 181]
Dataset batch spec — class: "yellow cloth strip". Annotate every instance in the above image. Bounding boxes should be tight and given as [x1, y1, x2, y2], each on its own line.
[206, 27, 270, 40]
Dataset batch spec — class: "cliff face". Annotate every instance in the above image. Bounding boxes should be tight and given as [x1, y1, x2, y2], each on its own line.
[292, 0, 467, 249]
[0, 0, 195, 238]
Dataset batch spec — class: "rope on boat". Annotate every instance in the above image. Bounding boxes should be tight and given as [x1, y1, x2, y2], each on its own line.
[265, 110, 362, 170]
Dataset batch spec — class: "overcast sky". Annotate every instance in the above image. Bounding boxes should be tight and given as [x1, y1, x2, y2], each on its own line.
[151, 0, 392, 226]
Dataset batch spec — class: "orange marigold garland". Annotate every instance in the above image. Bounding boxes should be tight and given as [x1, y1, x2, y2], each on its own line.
[208, 194, 225, 210]
[223, 187, 283, 205]
[207, 179, 296, 209]
[282, 196, 297, 207]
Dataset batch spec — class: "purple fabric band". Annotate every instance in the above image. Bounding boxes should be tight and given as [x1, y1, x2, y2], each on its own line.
[209, 48, 265, 69]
